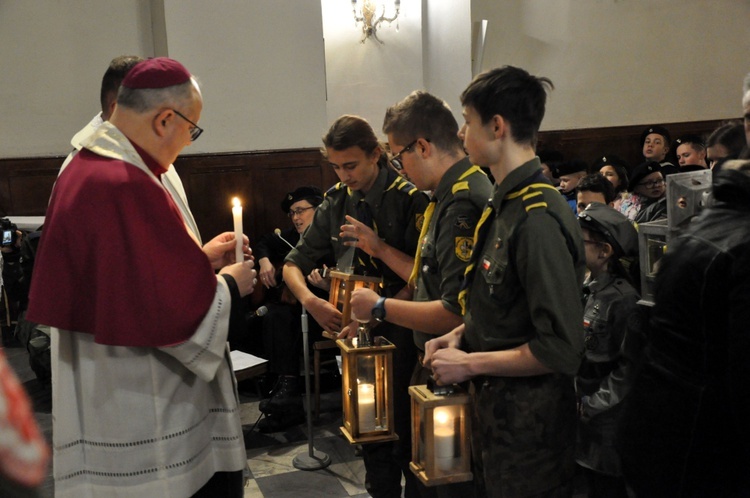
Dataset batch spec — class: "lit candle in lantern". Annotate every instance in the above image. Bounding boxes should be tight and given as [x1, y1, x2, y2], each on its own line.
[232, 197, 243, 264]
[433, 407, 455, 471]
[358, 382, 377, 432]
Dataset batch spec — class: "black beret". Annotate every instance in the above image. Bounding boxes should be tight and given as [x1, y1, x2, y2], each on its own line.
[578, 202, 638, 258]
[281, 186, 324, 213]
[553, 159, 588, 178]
[640, 125, 671, 147]
[538, 149, 564, 164]
[591, 154, 630, 174]
[628, 161, 663, 192]
[673, 134, 705, 151]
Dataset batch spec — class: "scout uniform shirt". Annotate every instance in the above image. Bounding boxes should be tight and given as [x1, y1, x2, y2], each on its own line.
[462, 157, 585, 375]
[411, 157, 492, 351]
[285, 164, 428, 295]
[458, 157, 586, 496]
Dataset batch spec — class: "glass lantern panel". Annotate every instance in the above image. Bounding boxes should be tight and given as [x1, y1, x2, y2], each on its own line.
[355, 353, 388, 432]
[432, 405, 462, 473]
[646, 237, 666, 277]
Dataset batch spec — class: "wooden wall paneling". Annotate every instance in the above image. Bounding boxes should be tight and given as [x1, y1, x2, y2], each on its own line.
[251, 149, 331, 245]
[0, 173, 11, 216]
[0, 157, 61, 216]
[255, 165, 323, 244]
[1, 118, 735, 233]
[9, 173, 57, 215]
[174, 148, 331, 244]
[176, 154, 258, 244]
[538, 119, 729, 171]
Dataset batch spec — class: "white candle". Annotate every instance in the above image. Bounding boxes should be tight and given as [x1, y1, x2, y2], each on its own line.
[358, 383, 377, 432]
[232, 197, 243, 264]
[433, 407, 455, 471]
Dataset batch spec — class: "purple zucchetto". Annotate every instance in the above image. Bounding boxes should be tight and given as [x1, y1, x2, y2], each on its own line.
[121, 57, 191, 89]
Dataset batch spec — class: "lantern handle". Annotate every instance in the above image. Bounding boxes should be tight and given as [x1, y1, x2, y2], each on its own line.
[356, 322, 372, 347]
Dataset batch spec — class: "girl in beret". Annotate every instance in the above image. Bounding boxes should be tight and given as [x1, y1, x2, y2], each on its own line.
[618, 161, 666, 223]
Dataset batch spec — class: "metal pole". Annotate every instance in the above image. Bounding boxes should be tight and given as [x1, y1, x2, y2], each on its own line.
[293, 306, 331, 470]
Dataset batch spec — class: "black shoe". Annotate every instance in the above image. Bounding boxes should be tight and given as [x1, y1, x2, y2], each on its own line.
[259, 375, 302, 414]
[257, 411, 305, 434]
[256, 373, 278, 398]
[258, 376, 283, 411]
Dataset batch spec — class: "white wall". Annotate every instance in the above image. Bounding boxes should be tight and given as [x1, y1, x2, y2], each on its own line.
[472, 0, 750, 131]
[321, 0, 424, 134]
[320, 0, 472, 138]
[162, 0, 328, 152]
[2, 0, 748, 158]
[0, 0, 154, 157]
[422, 0, 473, 124]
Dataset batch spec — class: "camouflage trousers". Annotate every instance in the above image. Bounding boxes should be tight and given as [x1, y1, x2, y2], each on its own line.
[470, 373, 577, 498]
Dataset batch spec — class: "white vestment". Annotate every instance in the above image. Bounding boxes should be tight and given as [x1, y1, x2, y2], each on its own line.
[50, 124, 245, 497]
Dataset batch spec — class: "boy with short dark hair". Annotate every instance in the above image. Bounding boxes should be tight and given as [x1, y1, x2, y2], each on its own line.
[424, 66, 586, 497]
[576, 173, 616, 212]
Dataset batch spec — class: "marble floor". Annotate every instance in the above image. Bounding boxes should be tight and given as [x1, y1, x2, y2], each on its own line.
[4, 340, 371, 498]
[238, 377, 372, 498]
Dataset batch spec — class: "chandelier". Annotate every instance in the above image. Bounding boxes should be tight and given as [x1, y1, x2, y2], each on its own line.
[351, 0, 401, 44]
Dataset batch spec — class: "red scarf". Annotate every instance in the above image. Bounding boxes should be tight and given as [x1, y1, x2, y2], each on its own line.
[27, 149, 216, 347]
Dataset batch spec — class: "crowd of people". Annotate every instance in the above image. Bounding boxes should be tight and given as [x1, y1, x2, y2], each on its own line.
[2, 55, 749, 498]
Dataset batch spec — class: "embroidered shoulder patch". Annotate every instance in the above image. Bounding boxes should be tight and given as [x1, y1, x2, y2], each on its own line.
[416, 213, 425, 232]
[454, 215, 473, 231]
[455, 237, 473, 262]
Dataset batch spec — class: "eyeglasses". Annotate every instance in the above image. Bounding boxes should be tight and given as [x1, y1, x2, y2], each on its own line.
[638, 179, 665, 189]
[582, 239, 603, 246]
[288, 206, 314, 218]
[390, 138, 428, 171]
[172, 109, 204, 141]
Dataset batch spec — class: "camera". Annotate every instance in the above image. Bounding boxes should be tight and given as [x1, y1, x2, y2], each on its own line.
[0, 218, 18, 247]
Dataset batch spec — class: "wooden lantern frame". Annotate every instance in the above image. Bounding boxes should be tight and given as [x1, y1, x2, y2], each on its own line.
[337, 336, 398, 444]
[326, 270, 381, 334]
[408, 384, 473, 486]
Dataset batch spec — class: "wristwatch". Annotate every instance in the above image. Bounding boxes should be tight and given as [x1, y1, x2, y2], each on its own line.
[372, 296, 387, 323]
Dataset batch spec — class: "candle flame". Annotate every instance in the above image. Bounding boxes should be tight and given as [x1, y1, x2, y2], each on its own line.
[232, 197, 241, 207]
[434, 408, 450, 425]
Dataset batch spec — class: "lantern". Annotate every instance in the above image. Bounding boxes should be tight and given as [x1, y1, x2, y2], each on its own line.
[636, 219, 667, 307]
[326, 270, 381, 335]
[408, 381, 472, 486]
[337, 334, 397, 444]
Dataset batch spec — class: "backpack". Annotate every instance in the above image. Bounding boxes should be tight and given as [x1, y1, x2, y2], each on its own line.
[15, 311, 51, 388]
[16, 231, 51, 387]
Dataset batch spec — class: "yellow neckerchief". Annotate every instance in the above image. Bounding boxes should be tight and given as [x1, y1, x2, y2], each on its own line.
[408, 165, 484, 287]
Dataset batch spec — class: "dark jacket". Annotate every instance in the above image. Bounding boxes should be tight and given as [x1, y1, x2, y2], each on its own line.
[619, 167, 750, 497]
[576, 272, 643, 477]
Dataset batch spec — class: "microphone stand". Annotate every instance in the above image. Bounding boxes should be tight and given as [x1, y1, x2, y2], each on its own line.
[275, 229, 330, 469]
[293, 305, 331, 470]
